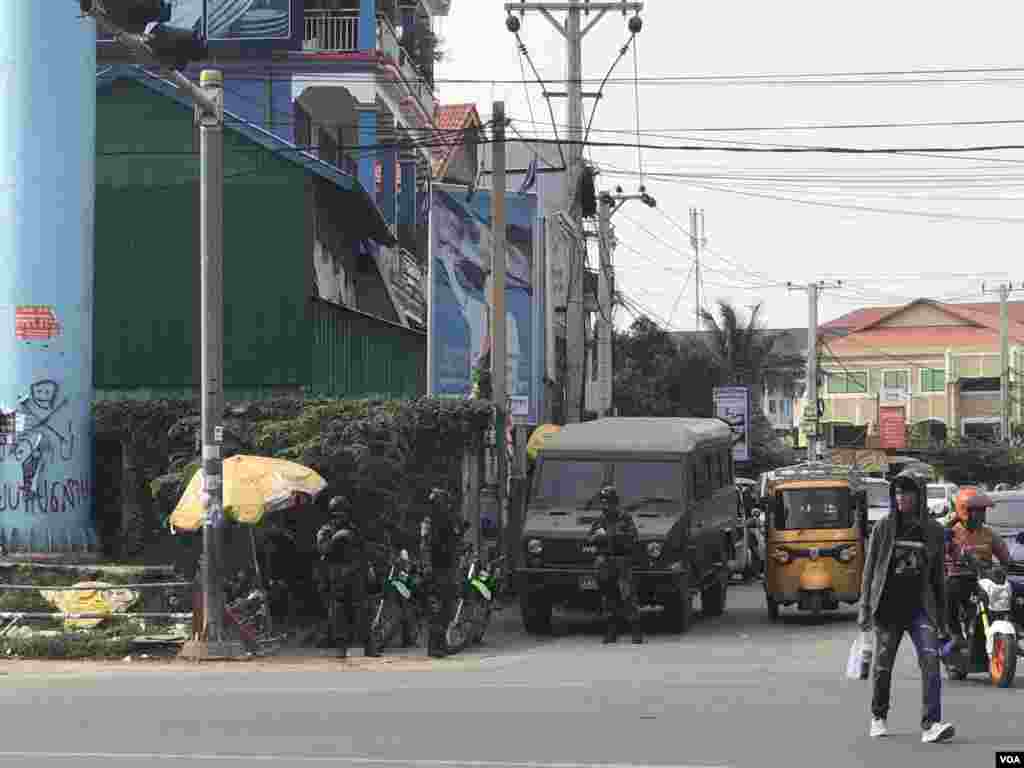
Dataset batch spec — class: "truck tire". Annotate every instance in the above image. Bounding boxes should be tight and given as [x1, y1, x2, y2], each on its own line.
[701, 571, 727, 618]
[663, 576, 693, 634]
[520, 590, 552, 635]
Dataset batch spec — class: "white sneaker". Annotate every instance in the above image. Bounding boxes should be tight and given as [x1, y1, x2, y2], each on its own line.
[870, 718, 888, 738]
[921, 722, 955, 743]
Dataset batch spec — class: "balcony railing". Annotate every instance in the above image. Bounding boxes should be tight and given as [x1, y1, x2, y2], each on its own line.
[303, 11, 434, 111]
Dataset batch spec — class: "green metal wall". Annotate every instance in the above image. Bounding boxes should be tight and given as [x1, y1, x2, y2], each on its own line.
[310, 298, 425, 399]
[94, 78, 311, 394]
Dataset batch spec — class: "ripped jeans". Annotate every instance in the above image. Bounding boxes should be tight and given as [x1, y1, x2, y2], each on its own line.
[871, 609, 942, 730]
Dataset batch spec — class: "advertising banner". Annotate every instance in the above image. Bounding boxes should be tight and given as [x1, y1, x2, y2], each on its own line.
[879, 407, 907, 450]
[100, 0, 296, 44]
[714, 386, 751, 463]
[429, 186, 538, 424]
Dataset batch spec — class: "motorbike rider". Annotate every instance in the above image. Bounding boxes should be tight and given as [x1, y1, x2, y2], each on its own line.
[315, 495, 380, 659]
[858, 470, 954, 743]
[943, 492, 1011, 646]
[589, 484, 643, 645]
[420, 487, 470, 658]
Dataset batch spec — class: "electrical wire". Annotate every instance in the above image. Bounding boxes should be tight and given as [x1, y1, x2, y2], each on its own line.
[631, 34, 644, 187]
[582, 33, 636, 147]
[513, 33, 567, 170]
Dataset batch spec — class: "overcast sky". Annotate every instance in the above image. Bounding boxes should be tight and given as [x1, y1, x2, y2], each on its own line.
[434, 1, 1024, 332]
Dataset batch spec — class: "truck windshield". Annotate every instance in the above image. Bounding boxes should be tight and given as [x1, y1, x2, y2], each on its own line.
[530, 460, 681, 513]
[988, 497, 1024, 527]
[927, 487, 947, 500]
[776, 488, 853, 530]
[615, 462, 682, 514]
[531, 460, 606, 510]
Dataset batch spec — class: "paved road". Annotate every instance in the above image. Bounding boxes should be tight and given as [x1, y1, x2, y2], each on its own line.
[0, 582, 1022, 768]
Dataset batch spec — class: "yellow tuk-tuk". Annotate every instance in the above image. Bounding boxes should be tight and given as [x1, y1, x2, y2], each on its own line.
[762, 462, 869, 620]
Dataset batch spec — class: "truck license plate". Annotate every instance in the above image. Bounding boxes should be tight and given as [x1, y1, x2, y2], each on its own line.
[580, 575, 598, 591]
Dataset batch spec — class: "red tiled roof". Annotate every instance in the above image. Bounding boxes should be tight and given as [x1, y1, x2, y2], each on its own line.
[829, 326, 1011, 352]
[822, 300, 1024, 331]
[431, 103, 479, 176]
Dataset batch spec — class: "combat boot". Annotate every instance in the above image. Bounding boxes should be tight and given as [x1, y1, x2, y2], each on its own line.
[337, 645, 348, 660]
[364, 633, 381, 658]
[631, 627, 644, 644]
[427, 630, 447, 658]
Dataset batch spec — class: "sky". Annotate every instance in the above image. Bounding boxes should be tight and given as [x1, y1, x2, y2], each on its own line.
[433, 0, 1024, 332]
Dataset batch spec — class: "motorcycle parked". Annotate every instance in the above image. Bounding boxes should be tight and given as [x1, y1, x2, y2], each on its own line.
[445, 552, 506, 654]
[369, 549, 420, 651]
[942, 552, 1019, 688]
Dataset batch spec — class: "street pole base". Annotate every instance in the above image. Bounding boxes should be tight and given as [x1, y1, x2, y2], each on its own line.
[179, 639, 247, 661]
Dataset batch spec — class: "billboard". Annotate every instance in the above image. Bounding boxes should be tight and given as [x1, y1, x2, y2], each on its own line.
[429, 186, 539, 424]
[714, 386, 751, 463]
[100, 0, 297, 45]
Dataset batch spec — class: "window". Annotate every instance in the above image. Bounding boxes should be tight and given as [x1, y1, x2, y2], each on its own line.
[882, 370, 910, 391]
[775, 488, 853, 530]
[921, 368, 946, 393]
[782, 400, 792, 418]
[828, 371, 868, 394]
[988, 497, 1024, 527]
[768, 400, 777, 414]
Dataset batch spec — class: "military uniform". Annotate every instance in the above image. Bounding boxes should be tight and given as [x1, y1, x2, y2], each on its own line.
[589, 486, 642, 644]
[421, 488, 468, 658]
[315, 497, 379, 659]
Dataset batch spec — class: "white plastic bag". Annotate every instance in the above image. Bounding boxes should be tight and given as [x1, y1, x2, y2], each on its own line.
[846, 632, 873, 680]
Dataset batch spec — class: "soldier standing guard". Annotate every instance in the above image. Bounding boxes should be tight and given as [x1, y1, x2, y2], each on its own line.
[420, 487, 469, 658]
[589, 485, 643, 645]
[315, 496, 379, 660]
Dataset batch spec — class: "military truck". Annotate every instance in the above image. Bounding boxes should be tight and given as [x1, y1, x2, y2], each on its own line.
[516, 417, 739, 634]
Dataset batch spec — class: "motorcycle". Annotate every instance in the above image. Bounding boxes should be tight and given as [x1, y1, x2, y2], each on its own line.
[942, 552, 1019, 688]
[445, 551, 506, 654]
[369, 549, 420, 651]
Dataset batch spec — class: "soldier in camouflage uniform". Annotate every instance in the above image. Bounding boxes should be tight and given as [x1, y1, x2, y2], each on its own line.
[420, 488, 469, 658]
[315, 496, 379, 659]
[589, 485, 643, 645]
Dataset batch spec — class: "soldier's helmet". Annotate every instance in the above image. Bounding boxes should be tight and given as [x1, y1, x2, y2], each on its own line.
[598, 484, 620, 509]
[328, 495, 351, 518]
[428, 487, 451, 506]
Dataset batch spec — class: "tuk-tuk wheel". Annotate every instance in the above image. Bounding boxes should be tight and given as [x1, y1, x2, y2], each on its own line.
[767, 596, 779, 622]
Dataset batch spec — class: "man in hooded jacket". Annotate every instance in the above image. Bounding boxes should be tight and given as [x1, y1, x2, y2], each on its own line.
[858, 470, 954, 744]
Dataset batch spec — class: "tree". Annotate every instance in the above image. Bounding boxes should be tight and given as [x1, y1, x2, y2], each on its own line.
[613, 317, 718, 418]
[699, 301, 805, 472]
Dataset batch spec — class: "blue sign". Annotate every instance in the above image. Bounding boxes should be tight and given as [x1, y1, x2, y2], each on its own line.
[430, 187, 539, 424]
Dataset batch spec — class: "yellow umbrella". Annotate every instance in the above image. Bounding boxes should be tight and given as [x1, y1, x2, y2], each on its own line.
[170, 455, 328, 533]
[527, 424, 562, 462]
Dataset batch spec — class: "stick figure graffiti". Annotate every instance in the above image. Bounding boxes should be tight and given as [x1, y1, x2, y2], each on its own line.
[1, 380, 74, 499]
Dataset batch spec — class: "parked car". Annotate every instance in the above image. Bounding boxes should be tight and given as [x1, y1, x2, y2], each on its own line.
[927, 482, 959, 519]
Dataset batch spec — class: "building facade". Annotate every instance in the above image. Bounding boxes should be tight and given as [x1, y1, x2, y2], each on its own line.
[97, 0, 447, 329]
[812, 299, 1024, 449]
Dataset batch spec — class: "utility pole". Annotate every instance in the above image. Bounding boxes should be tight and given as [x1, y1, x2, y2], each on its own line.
[690, 208, 705, 331]
[491, 102, 508, 562]
[84, 2, 240, 659]
[983, 281, 1021, 443]
[597, 186, 656, 416]
[787, 280, 842, 461]
[505, 1, 644, 424]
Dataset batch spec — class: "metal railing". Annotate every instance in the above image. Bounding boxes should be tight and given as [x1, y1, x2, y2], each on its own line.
[303, 10, 359, 53]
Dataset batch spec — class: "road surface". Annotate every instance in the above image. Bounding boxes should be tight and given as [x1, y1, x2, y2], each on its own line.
[0, 582, 1021, 767]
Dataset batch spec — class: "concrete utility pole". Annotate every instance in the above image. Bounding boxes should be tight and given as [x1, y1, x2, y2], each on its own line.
[787, 280, 842, 461]
[491, 102, 508, 561]
[504, 1, 644, 424]
[983, 281, 1021, 443]
[690, 208, 705, 331]
[0, 2, 99, 553]
[596, 187, 656, 416]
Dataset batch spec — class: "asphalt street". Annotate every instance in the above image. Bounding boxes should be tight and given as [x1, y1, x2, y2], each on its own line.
[0, 582, 1021, 768]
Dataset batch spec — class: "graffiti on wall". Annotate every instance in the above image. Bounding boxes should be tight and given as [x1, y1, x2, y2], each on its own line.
[0, 380, 76, 511]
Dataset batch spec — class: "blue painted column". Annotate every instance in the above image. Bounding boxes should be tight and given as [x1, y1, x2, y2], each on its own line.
[357, 108, 378, 202]
[0, 2, 97, 553]
[399, 159, 416, 228]
[381, 148, 397, 226]
[359, 0, 377, 51]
